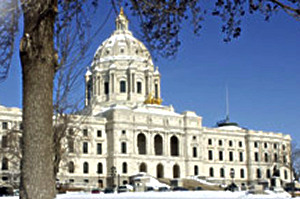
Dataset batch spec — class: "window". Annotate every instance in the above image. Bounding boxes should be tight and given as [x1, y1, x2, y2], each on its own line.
[170, 136, 179, 156]
[254, 142, 258, 148]
[122, 130, 126, 135]
[229, 151, 233, 161]
[256, 168, 261, 178]
[2, 122, 8, 130]
[83, 129, 88, 136]
[97, 143, 102, 155]
[138, 133, 147, 155]
[120, 81, 126, 93]
[155, 83, 158, 98]
[229, 140, 233, 147]
[219, 151, 223, 161]
[19, 123, 23, 130]
[284, 170, 288, 180]
[283, 155, 287, 163]
[240, 169, 245, 178]
[104, 82, 109, 94]
[239, 141, 243, 147]
[84, 179, 89, 183]
[97, 163, 103, 174]
[121, 142, 127, 154]
[264, 153, 268, 162]
[122, 162, 127, 173]
[192, 136, 196, 140]
[83, 162, 89, 174]
[97, 130, 102, 137]
[2, 136, 7, 148]
[239, 152, 243, 162]
[282, 144, 286, 151]
[218, 140, 222, 146]
[68, 138, 74, 153]
[264, 142, 268, 148]
[83, 142, 88, 154]
[68, 161, 74, 173]
[120, 48, 124, 53]
[208, 150, 213, 160]
[266, 169, 271, 178]
[69, 179, 74, 183]
[68, 128, 74, 136]
[208, 139, 212, 145]
[209, 167, 214, 177]
[194, 165, 199, 176]
[274, 143, 277, 149]
[220, 168, 225, 178]
[193, 147, 197, 158]
[255, 152, 259, 162]
[137, 82, 142, 94]
[274, 153, 278, 162]
[2, 157, 8, 170]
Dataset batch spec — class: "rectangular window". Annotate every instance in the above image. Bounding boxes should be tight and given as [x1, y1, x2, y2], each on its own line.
[83, 129, 88, 136]
[97, 143, 102, 155]
[120, 81, 126, 93]
[219, 151, 223, 161]
[239, 152, 243, 162]
[155, 83, 158, 98]
[121, 142, 127, 154]
[255, 152, 259, 162]
[2, 122, 8, 130]
[229, 151, 233, 161]
[104, 82, 109, 94]
[83, 142, 88, 154]
[254, 142, 258, 148]
[97, 130, 102, 137]
[218, 140, 222, 146]
[193, 147, 197, 158]
[208, 139, 212, 145]
[240, 169, 245, 178]
[229, 140, 233, 147]
[1, 136, 7, 148]
[208, 150, 213, 160]
[137, 82, 142, 94]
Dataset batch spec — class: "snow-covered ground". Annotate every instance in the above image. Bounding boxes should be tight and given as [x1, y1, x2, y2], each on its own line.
[0, 191, 294, 199]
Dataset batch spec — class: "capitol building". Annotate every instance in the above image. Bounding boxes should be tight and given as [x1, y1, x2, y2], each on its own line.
[0, 9, 292, 190]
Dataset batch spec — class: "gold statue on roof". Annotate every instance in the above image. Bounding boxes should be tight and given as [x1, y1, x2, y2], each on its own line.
[144, 92, 162, 105]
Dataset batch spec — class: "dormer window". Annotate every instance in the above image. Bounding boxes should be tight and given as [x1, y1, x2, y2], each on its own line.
[120, 49, 124, 53]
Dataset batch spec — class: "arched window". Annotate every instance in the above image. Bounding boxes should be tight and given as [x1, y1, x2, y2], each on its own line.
[157, 164, 164, 178]
[83, 162, 89, 174]
[122, 162, 127, 174]
[264, 153, 268, 162]
[68, 161, 74, 173]
[97, 163, 103, 174]
[170, 136, 179, 156]
[139, 163, 147, 172]
[209, 167, 214, 177]
[194, 165, 199, 176]
[256, 168, 261, 178]
[193, 147, 197, 158]
[220, 168, 225, 177]
[120, 81, 126, 93]
[173, 164, 180, 178]
[154, 134, 163, 155]
[274, 153, 278, 162]
[2, 157, 8, 170]
[137, 133, 146, 155]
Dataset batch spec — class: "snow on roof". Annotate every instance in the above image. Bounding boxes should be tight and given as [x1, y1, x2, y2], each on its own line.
[133, 105, 181, 117]
[217, 125, 242, 130]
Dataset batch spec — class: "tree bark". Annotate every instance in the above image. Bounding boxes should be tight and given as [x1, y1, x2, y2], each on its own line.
[20, 1, 57, 199]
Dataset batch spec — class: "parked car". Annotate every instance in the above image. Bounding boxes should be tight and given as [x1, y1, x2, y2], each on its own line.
[194, 186, 203, 191]
[172, 186, 188, 191]
[91, 189, 100, 194]
[225, 183, 239, 192]
[104, 187, 114, 194]
[158, 187, 169, 192]
[118, 186, 128, 193]
[145, 186, 154, 192]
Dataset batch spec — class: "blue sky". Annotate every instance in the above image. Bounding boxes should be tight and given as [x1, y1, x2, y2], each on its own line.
[0, 3, 299, 142]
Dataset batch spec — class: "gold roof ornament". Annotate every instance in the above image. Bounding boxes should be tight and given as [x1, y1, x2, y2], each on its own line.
[144, 92, 162, 105]
[120, 7, 124, 17]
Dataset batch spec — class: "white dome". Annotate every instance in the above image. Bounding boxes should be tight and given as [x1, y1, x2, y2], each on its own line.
[92, 10, 153, 67]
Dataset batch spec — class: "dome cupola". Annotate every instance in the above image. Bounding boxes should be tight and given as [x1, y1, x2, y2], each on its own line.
[85, 8, 162, 110]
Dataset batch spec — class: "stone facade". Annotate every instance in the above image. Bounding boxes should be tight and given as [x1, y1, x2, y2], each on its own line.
[0, 9, 292, 190]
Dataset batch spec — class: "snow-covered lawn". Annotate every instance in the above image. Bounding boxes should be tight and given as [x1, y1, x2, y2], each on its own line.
[0, 190, 294, 199]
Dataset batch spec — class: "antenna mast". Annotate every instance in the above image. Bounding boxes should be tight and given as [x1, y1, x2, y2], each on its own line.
[226, 85, 229, 122]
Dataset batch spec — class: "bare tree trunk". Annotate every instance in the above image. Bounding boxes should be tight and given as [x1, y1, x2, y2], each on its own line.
[19, 1, 57, 198]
